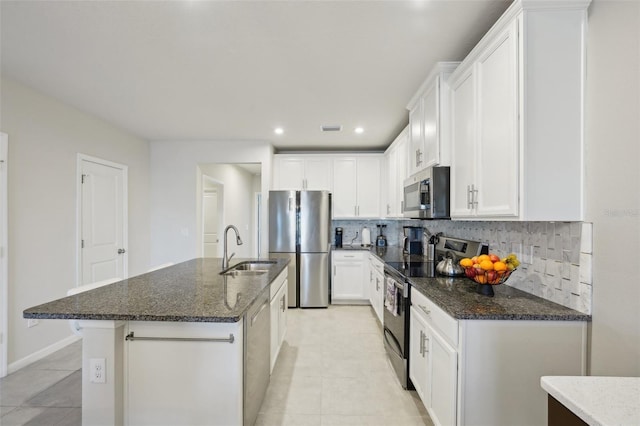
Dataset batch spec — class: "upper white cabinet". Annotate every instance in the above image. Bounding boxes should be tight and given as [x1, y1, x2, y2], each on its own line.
[332, 156, 382, 218]
[384, 126, 409, 217]
[450, 23, 518, 218]
[407, 62, 459, 175]
[449, 0, 589, 221]
[273, 155, 332, 190]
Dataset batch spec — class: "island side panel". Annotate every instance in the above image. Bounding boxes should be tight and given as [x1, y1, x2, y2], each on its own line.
[79, 320, 127, 426]
[124, 320, 243, 426]
[458, 320, 587, 426]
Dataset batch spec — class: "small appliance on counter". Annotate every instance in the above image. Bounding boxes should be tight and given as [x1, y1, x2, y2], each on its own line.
[335, 227, 343, 248]
[376, 224, 387, 247]
[361, 226, 371, 246]
[402, 226, 423, 255]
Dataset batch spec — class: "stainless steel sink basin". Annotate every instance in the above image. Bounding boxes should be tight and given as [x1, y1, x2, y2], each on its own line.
[221, 260, 277, 276]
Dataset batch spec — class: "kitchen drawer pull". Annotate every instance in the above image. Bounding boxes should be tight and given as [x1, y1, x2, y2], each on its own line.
[419, 305, 431, 316]
[419, 329, 424, 356]
[125, 332, 235, 344]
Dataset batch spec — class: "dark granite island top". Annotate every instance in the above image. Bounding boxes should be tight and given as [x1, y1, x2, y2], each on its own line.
[336, 244, 590, 322]
[23, 258, 290, 323]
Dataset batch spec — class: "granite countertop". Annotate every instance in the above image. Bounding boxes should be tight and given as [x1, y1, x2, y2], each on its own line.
[335, 245, 590, 321]
[541, 376, 640, 425]
[23, 258, 289, 323]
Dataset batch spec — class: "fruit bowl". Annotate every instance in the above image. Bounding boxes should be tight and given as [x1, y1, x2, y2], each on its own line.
[463, 267, 515, 285]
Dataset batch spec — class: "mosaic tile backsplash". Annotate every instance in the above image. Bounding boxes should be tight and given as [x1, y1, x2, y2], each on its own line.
[333, 219, 593, 314]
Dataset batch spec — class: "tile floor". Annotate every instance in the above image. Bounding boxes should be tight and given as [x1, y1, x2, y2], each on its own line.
[0, 305, 432, 426]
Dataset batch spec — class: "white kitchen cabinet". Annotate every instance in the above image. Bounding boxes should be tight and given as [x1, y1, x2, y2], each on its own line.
[449, 1, 588, 220]
[125, 321, 243, 426]
[332, 156, 382, 218]
[273, 155, 332, 190]
[331, 250, 367, 303]
[410, 286, 587, 426]
[384, 126, 409, 217]
[410, 289, 458, 426]
[407, 62, 458, 175]
[368, 254, 384, 324]
[450, 22, 518, 219]
[270, 269, 288, 373]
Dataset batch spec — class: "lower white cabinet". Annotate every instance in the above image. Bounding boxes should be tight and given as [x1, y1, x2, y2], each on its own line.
[125, 321, 244, 426]
[331, 250, 367, 303]
[270, 270, 288, 373]
[368, 254, 384, 324]
[410, 286, 588, 426]
[410, 289, 458, 426]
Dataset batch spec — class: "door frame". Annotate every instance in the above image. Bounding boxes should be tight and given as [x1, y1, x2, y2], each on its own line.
[201, 174, 224, 258]
[0, 133, 8, 377]
[76, 154, 128, 286]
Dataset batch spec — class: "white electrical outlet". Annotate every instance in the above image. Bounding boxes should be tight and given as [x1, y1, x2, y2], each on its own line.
[26, 318, 39, 328]
[90, 358, 106, 384]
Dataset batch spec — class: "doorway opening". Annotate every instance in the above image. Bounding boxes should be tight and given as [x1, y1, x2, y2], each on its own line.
[197, 164, 261, 260]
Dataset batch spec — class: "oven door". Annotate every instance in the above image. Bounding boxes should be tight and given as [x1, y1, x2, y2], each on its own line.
[383, 273, 411, 389]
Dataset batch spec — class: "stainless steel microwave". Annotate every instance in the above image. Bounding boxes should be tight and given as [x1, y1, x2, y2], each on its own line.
[403, 167, 450, 219]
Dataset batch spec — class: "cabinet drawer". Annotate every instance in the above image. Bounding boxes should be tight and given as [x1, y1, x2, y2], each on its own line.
[332, 250, 366, 261]
[411, 287, 458, 347]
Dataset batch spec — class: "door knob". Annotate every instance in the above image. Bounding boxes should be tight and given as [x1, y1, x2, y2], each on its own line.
[118, 248, 126, 254]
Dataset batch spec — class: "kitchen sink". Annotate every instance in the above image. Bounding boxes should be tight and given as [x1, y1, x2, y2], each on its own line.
[220, 260, 277, 276]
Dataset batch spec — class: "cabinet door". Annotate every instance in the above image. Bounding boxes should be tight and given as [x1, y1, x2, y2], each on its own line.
[356, 157, 381, 217]
[275, 157, 305, 190]
[332, 260, 365, 301]
[332, 158, 357, 218]
[422, 83, 439, 168]
[409, 306, 429, 404]
[450, 69, 476, 218]
[395, 131, 409, 213]
[304, 158, 332, 190]
[409, 99, 424, 175]
[428, 327, 458, 426]
[374, 270, 384, 324]
[476, 23, 518, 217]
[385, 147, 397, 217]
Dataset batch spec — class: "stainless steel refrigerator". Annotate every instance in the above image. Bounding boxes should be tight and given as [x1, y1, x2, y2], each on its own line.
[269, 190, 331, 308]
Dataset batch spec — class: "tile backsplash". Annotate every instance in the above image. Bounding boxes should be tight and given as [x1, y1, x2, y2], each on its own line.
[333, 219, 593, 314]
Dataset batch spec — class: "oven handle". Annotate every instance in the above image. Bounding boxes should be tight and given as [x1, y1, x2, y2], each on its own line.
[383, 327, 404, 359]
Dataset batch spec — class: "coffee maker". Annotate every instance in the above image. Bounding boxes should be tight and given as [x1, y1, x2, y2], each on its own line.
[403, 226, 424, 255]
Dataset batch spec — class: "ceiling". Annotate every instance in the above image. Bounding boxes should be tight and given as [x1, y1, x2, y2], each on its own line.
[1, 0, 511, 152]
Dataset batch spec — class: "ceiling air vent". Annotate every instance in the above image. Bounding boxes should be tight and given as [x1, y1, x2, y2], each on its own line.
[320, 125, 342, 132]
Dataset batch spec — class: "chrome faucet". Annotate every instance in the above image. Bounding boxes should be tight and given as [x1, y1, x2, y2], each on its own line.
[222, 225, 243, 269]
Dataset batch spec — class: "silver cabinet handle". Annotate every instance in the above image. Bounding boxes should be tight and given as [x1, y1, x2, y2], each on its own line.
[419, 305, 431, 316]
[354, 206, 357, 216]
[423, 335, 429, 355]
[280, 294, 286, 312]
[467, 185, 472, 209]
[125, 332, 234, 344]
[333, 265, 336, 276]
[472, 184, 479, 208]
[419, 329, 425, 356]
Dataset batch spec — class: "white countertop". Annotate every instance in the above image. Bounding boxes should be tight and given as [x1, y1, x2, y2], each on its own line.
[541, 376, 640, 426]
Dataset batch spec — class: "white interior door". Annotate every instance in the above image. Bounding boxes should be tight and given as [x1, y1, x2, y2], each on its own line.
[203, 190, 219, 257]
[0, 133, 8, 378]
[79, 156, 127, 285]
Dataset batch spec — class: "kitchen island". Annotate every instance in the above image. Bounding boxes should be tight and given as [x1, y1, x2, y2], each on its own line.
[23, 258, 289, 426]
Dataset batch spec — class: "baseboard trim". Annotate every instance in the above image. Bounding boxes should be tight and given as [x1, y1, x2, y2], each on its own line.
[8, 334, 81, 374]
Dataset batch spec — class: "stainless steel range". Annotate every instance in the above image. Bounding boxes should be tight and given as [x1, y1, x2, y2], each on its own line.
[382, 235, 488, 389]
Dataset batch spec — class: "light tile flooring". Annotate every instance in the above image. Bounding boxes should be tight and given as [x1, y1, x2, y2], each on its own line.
[0, 306, 432, 426]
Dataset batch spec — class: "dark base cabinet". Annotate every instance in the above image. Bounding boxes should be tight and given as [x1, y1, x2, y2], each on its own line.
[548, 396, 588, 426]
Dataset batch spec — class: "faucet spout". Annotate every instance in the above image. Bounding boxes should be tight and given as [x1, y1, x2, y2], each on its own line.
[222, 225, 243, 269]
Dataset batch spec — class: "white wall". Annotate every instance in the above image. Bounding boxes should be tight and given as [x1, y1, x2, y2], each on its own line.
[197, 164, 258, 259]
[585, 0, 640, 375]
[0, 78, 151, 366]
[149, 141, 273, 266]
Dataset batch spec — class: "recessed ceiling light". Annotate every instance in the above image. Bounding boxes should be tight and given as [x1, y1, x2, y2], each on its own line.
[355, 127, 364, 134]
[274, 127, 284, 135]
